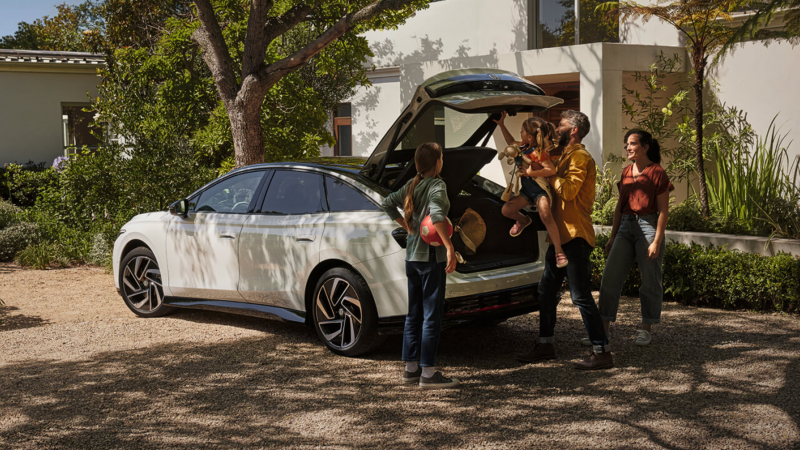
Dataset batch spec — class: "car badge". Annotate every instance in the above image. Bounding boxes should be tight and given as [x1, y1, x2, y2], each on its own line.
[488, 74, 500, 80]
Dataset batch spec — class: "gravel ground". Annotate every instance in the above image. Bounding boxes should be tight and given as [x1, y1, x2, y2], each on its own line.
[1, 262, 799, 449]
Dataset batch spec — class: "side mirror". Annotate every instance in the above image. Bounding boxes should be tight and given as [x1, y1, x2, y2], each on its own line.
[169, 199, 189, 217]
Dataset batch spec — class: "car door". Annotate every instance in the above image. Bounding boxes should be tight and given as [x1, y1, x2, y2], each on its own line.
[166, 169, 267, 300]
[238, 169, 328, 311]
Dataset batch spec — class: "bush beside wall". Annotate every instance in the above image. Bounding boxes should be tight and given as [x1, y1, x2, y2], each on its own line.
[591, 233, 800, 314]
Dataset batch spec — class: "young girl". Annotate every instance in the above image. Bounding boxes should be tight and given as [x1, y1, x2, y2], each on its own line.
[495, 113, 568, 268]
[381, 142, 459, 390]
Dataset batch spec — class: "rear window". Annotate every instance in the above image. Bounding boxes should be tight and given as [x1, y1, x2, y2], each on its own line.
[396, 104, 489, 151]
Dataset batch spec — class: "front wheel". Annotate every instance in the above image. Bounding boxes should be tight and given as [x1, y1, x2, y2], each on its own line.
[119, 247, 175, 318]
[312, 267, 384, 356]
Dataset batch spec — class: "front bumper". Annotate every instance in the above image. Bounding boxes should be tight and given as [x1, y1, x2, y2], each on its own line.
[377, 283, 539, 335]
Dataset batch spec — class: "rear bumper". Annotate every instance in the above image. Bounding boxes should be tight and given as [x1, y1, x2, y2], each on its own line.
[377, 283, 539, 335]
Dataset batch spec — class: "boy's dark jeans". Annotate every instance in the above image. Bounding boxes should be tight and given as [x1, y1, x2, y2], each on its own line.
[537, 238, 610, 353]
[402, 248, 447, 367]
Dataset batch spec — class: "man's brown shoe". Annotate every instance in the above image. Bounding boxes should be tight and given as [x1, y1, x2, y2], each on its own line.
[573, 351, 613, 370]
[517, 343, 556, 363]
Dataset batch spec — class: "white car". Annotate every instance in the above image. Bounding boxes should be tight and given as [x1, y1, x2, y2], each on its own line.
[113, 68, 563, 356]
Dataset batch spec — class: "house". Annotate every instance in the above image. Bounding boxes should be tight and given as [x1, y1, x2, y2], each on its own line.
[0, 49, 104, 167]
[328, 0, 800, 196]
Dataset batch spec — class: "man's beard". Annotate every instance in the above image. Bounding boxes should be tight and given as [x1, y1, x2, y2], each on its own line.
[558, 128, 571, 147]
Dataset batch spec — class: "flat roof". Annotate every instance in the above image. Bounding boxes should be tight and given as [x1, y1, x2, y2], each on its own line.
[0, 49, 105, 65]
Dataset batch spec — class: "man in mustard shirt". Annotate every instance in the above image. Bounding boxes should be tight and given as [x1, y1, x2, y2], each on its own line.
[517, 110, 613, 370]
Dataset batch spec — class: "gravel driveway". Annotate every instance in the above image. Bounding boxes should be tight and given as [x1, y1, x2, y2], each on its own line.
[1, 262, 799, 449]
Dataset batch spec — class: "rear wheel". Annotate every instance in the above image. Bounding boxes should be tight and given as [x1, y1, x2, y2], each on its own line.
[119, 247, 175, 318]
[312, 267, 384, 356]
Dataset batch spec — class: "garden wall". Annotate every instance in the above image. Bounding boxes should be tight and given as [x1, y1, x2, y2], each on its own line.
[594, 225, 800, 257]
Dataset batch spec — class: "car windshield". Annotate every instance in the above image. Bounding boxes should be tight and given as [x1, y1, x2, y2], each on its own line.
[395, 104, 489, 151]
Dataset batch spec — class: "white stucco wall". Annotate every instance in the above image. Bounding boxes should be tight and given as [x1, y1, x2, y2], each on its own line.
[0, 69, 100, 166]
[712, 41, 800, 166]
[364, 0, 529, 69]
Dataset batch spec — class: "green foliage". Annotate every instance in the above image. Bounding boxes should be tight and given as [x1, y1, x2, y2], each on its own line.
[0, 222, 39, 262]
[621, 51, 693, 181]
[0, 199, 21, 230]
[0, 1, 104, 52]
[707, 115, 800, 239]
[592, 162, 618, 225]
[592, 197, 618, 226]
[2, 162, 58, 207]
[592, 232, 800, 313]
[15, 243, 72, 270]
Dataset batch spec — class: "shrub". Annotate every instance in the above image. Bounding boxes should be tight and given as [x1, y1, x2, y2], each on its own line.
[592, 197, 617, 226]
[0, 222, 39, 261]
[88, 232, 111, 267]
[0, 199, 21, 229]
[591, 232, 800, 314]
[1, 162, 57, 207]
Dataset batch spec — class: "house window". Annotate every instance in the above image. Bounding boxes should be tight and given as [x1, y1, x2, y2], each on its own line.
[530, 0, 619, 49]
[333, 103, 352, 157]
[62, 104, 102, 155]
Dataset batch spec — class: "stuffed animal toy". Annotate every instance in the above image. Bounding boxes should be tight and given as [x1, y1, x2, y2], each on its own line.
[497, 144, 534, 202]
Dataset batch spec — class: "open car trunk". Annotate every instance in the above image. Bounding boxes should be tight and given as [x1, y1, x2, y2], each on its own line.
[363, 69, 563, 273]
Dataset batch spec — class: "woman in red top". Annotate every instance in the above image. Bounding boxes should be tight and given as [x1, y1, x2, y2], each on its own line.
[588, 129, 673, 347]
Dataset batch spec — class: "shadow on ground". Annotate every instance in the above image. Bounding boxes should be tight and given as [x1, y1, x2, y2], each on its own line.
[1, 300, 799, 449]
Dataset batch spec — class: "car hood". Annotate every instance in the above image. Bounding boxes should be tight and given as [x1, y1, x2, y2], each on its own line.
[360, 68, 563, 185]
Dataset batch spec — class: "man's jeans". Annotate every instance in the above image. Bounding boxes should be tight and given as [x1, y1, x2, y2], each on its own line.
[403, 249, 447, 367]
[599, 213, 665, 324]
[537, 238, 610, 353]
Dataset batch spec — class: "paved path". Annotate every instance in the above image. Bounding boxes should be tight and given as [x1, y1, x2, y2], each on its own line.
[1, 263, 799, 449]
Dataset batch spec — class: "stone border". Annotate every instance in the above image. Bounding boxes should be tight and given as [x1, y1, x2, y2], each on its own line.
[593, 225, 800, 257]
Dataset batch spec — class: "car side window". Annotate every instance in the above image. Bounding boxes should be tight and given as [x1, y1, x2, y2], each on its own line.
[193, 171, 264, 213]
[324, 176, 380, 212]
[261, 170, 326, 214]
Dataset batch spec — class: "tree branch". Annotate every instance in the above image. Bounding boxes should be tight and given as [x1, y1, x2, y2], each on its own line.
[257, 0, 415, 85]
[192, 0, 239, 105]
[262, 3, 318, 48]
[241, 0, 274, 76]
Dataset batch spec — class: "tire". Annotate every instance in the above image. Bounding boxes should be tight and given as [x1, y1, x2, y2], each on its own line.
[311, 267, 384, 356]
[119, 247, 175, 318]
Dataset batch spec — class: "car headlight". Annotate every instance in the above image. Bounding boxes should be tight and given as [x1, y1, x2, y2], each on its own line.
[118, 228, 126, 237]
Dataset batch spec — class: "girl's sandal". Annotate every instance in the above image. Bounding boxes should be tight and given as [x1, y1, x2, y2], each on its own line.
[555, 252, 569, 268]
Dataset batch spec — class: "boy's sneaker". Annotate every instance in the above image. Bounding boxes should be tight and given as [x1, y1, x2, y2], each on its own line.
[635, 330, 652, 346]
[419, 372, 460, 389]
[402, 367, 422, 384]
[509, 216, 532, 237]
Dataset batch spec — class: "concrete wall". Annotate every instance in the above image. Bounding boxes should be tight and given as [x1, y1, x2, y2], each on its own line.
[0, 68, 100, 166]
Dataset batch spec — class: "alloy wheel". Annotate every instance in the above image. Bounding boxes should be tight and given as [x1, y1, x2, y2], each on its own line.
[122, 255, 164, 313]
[315, 277, 363, 351]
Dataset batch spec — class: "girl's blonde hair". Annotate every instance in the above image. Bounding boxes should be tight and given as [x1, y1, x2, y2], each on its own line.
[522, 117, 556, 158]
[403, 142, 443, 234]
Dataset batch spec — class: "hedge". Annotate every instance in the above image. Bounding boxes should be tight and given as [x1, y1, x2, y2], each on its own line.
[591, 233, 800, 314]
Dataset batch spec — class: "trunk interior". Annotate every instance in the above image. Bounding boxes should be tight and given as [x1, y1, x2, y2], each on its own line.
[449, 178, 543, 273]
[378, 147, 544, 273]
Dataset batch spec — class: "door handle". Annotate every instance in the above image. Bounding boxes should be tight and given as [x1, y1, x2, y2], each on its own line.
[219, 234, 236, 239]
[296, 235, 316, 242]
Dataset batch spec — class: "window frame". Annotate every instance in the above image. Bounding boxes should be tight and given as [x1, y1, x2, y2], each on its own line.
[322, 174, 381, 213]
[190, 169, 270, 215]
[256, 168, 329, 216]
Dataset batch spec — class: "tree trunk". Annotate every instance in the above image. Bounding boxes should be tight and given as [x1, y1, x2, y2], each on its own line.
[229, 98, 265, 168]
[692, 48, 711, 219]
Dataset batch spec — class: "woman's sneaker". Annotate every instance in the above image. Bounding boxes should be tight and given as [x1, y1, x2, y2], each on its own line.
[419, 372, 460, 389]
[635, 329, 652, 346]
[509, 216, 532, 237]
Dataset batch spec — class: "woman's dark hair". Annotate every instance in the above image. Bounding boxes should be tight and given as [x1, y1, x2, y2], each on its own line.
[625, 129, 661, 164]
[403, 142, 443, 234]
